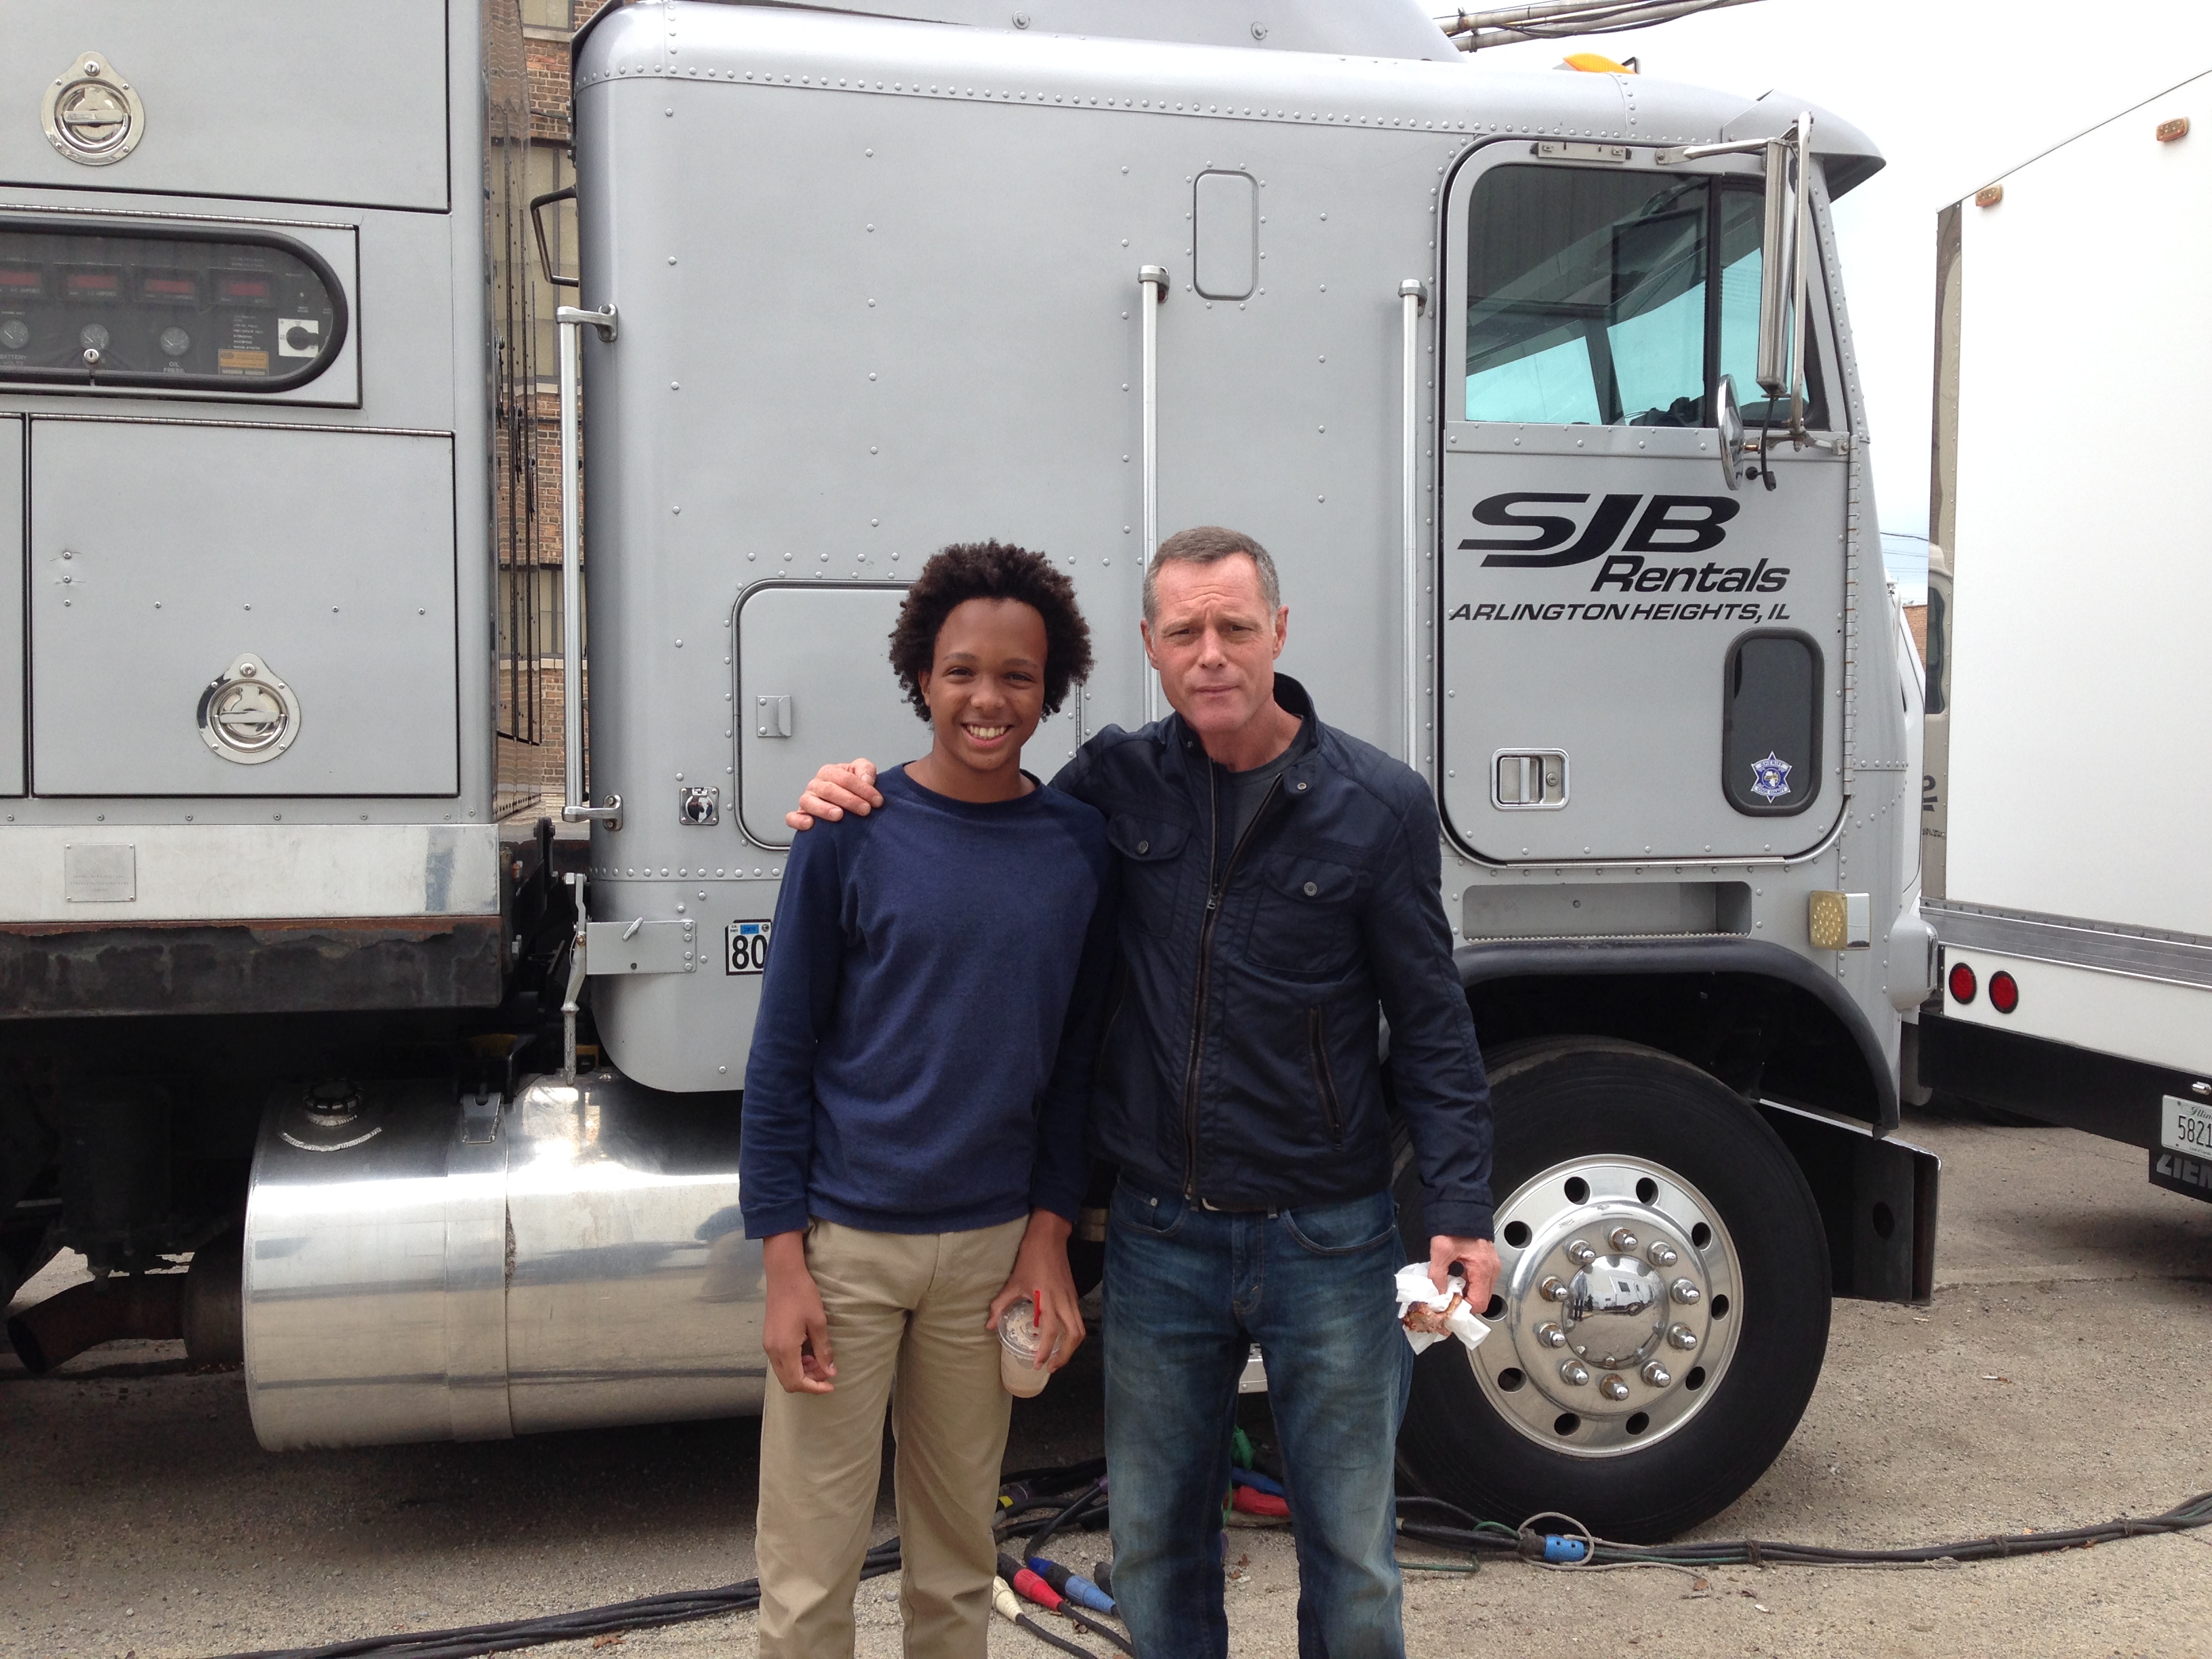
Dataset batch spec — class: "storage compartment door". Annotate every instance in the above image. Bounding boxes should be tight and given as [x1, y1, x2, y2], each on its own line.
[0, 0, 447, 211]
[734, 583, 923, 846]
[30, 420, 457, 796]
[0, 416, 20, 795]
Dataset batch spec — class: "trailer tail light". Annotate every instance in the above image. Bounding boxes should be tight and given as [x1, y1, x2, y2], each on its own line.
[1988, 970, 2019, 1015]
[1948, 962, 1977, 1005]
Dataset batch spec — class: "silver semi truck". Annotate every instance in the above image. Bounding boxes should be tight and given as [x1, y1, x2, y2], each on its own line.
[0, 0, 1935, 1540]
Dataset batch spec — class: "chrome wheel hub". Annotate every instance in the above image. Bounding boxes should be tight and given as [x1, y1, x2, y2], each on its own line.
[1562, 1254, 1665, 1368]
[1471, 1157, 1740, 1458]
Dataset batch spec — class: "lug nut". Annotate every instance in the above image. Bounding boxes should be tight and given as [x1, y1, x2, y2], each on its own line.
[1540, 1277, 1569, 1302]
[1599, 1374, 1631, 1401]
[1559, 1360, 1590, 1387]
[1646, 1242, 1679, 1267]
[1641, 1361, 1673, 1387]
[1667, 1324, 1698, 1351]
[1609, 1227, 1639, 1252]
[1670, 1278, 1702, 1305]
[1566, 1240, 1597, 1267]
[1536, 1322, 1567, 1349]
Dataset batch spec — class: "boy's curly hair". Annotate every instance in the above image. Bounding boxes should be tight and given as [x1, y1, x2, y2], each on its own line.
[888, 541, 1094, 721]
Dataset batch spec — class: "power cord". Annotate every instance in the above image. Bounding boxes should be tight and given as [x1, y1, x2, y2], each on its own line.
[206, 1467, 2212, 1658]
[1394, 1488, 2212, 1570]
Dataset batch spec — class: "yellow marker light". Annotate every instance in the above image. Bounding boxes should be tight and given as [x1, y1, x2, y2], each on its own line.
[1562, 52, 1636, 75]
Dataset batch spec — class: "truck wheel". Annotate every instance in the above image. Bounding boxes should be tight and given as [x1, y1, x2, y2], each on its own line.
[1395, 1038, 1830, 1542]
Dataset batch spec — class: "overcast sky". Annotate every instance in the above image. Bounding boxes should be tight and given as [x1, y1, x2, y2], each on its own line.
[1462, 0, 2212, 541]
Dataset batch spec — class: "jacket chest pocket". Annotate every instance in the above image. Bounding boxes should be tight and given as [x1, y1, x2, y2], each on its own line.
[1107, 815, 1192, 939]
[1245, 855, 1363, 977]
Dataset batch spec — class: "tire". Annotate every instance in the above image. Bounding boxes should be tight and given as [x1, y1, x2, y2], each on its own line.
[1394, 1037, 1830, 1542]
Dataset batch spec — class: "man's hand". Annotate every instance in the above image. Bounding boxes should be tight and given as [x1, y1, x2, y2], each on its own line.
[761, 1231, 836, 1394]
[785, 759, 884, 832]
[1429, 1234, 1500, 1308]
[986, 1210, 1086, 1371]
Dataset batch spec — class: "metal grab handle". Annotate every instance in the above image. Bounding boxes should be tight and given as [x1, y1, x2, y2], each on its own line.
[1399, 279, 1427, 773]
[1138, 265, 1168, 724]
[556, 303, 621, 829]
[530, 188, 579, 290]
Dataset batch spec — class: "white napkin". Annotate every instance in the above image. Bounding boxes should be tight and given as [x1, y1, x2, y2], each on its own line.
[1394, 1263, 1490, 1355]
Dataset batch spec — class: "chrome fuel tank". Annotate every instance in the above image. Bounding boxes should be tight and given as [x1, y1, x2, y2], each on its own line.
[243, 1070, 760, 1450]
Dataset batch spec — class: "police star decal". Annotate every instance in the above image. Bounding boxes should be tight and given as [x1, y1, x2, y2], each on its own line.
[1750, 753, 1793, 802]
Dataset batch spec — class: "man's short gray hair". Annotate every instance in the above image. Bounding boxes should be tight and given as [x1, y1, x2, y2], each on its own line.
[1143, 525, 1282, 623]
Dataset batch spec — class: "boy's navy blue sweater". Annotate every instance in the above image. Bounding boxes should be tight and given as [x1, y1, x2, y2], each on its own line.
[739, 765, 1113, 1238]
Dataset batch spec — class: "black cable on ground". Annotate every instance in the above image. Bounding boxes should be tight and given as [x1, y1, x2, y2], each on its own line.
[1393, 1490, 2212, 1571]
[207, 1475, 2212, 1658]
[217, 1541, 902, 1659]
[1066, 1603, 1137, 1655]
[1023, 1477, 1107, 1561]
[1003, 1457, 1107, 1490]
[1011, 1613, 1097, 1659]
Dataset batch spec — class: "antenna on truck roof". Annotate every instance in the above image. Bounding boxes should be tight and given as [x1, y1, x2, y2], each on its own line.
[1441, 0, 1765, 52]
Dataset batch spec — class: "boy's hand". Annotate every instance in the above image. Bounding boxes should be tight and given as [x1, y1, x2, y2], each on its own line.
[987, 1210, 1086, 1371]
[762, 1231, 836, 1394]
[786, 759, 884, 832]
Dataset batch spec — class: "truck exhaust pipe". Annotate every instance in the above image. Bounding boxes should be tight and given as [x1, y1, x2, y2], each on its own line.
[241, 1070, 759, 1450]
[5, 1230, 243, 1373]
[9, 1273, 181, 1372]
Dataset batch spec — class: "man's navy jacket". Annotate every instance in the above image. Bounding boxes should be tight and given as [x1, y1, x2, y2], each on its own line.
[1053, 674, 1494, 1239]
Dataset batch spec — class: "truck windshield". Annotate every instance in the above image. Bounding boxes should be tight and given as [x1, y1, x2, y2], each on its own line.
[1463, 167, 1820, 429]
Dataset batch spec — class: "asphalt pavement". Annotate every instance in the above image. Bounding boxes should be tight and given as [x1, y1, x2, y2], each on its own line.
[5, 1098, 2210, 1659]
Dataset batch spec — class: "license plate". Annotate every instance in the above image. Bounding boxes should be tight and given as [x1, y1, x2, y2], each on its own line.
[2159, 1094, 2212, 1159]
[725, 920, 772, 975]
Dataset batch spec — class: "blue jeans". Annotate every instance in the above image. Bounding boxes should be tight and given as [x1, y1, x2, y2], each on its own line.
[1103, 1180, 1413, 1659]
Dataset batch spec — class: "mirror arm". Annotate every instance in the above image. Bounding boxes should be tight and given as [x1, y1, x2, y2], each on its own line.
[1655, 136, 1771, 164]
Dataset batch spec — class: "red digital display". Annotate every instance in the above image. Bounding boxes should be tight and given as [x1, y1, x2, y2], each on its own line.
[0, 223, 336, 389]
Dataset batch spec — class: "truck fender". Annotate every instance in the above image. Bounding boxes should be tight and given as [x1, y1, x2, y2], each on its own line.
[1454, 935, 1900, 1131]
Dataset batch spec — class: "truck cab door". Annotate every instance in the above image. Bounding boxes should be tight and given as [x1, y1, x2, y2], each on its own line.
[1437, 146, 1849, 864]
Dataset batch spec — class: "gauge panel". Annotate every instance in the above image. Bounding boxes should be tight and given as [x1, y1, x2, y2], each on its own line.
[0, 218, 347, 394]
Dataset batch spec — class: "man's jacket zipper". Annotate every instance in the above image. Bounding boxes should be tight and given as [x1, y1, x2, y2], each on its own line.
[1181, 764, 1284, 1197]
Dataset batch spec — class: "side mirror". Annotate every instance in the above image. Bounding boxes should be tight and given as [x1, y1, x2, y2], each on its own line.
[1755, 116, 1813, 425]
[1715, 373, 1744, 491]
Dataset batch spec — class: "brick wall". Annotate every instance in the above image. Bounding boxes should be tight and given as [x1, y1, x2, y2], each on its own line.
[499, 9, 589, 823]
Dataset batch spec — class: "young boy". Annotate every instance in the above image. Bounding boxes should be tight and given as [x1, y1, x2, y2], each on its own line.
[738, 541, 1111, 1659]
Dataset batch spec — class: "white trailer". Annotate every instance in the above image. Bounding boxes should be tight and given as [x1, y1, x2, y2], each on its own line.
[1919, 71, 2212, 1192]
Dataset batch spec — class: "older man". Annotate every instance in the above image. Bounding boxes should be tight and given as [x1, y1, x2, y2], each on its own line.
[790, 526, 1496, 1659]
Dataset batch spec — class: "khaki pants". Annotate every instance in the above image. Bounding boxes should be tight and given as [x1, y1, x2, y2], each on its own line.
[756, 1215, 1026, 1659]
